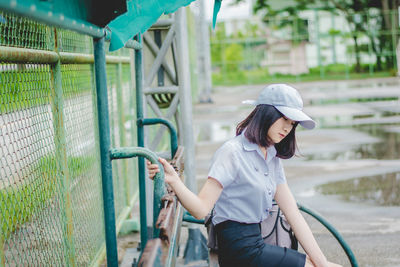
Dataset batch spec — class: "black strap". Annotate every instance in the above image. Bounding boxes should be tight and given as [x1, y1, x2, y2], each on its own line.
[263, 206, 281, 239]
[205, 207, 215, 227]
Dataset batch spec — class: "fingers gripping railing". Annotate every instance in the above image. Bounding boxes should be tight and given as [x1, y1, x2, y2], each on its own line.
[136, 147, 185, 267]
[110, 147, 166, 238]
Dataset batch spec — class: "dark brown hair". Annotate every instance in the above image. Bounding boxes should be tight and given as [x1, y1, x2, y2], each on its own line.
[236, 105, 298, 159]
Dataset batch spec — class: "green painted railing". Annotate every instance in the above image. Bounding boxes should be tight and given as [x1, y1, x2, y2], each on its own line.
[93, 36, 119, 267]
[297, 203, 359, 267]
[134, 33, 150, 251]
[138, 118, 178, 158]
[110, 146, 166, 239]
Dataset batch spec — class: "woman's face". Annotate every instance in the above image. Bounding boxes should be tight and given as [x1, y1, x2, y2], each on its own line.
[267, 116, 296, 144]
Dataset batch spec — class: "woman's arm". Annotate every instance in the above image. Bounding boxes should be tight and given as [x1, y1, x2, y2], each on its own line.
[275, 183, 330, 267]
[147, 158, 222, 219]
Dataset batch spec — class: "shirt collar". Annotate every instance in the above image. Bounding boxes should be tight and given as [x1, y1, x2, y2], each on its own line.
[240, 131, 277, 162]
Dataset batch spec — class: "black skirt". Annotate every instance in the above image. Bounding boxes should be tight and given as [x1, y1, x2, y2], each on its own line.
[215, 220, 306, 267]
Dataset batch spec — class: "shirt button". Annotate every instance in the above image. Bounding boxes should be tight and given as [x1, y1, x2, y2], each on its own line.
[264, 172, 268, 176]
[268, 190, 272, 195]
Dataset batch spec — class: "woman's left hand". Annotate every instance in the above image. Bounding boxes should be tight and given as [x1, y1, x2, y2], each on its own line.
[146, 157, 180, 185]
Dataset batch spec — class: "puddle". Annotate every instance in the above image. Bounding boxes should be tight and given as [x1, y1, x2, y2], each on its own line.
[317, 172, 400, 206]
[354, 125, 400, 160]
[197, 121, 400, 161]
[305, 128, 400, 161]
[307, 79, 400, 92]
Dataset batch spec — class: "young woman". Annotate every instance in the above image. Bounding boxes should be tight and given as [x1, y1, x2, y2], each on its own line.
[147, 84, 342, 267]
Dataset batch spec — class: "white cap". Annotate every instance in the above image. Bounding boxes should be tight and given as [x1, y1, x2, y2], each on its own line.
[243, 84, 315, 129]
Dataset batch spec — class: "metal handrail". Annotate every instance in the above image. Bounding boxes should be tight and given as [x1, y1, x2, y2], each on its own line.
[297, 202, 358, 267]
[110, 147, 165, 238]
[137, 118, 178, 158]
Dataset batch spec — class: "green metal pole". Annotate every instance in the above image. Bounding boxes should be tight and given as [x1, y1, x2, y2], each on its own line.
[129, 49, 139, 193]
[183, 211, 204, 224]
[298, 203, 358, 267]
[50, 28, 76, 267]
[116, 58, 129, 206]
[138, 118, 178, 158]
[134, 34, 148, 248]
[93, 36, 118, 267]
[109, 147, 165, 238]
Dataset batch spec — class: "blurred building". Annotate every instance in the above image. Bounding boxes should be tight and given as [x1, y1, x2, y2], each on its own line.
[207, 0, 399, 75]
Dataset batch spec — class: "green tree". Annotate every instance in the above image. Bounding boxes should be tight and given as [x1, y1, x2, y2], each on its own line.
[224, 43, 244, 72]
[210, 23, 226, 65]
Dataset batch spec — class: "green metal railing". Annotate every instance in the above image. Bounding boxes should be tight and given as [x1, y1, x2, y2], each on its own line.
[297, 203, 358, 267]
[0, 11, 139, 267]
[110, 147, 165, 238]
[138, 118, 178, 158]
[0, 4, 184, 267]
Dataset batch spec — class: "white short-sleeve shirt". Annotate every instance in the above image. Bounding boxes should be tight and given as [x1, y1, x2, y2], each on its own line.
[208, 132, 287, 225]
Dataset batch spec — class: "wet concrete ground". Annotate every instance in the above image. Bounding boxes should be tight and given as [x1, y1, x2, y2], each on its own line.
[191, 77, 400, 267]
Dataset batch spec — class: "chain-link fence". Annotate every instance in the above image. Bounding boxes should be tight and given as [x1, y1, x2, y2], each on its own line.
[210, 9, 400, 86]
[0, 11, 138, 266]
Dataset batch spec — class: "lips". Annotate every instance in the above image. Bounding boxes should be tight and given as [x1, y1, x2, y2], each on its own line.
[279, 133, 285, 138]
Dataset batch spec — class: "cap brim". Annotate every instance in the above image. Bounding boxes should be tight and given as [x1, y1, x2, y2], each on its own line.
[242, 100, 257, 105]
[275, 106, 316, 129]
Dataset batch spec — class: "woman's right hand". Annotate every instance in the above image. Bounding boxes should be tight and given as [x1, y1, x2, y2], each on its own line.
[146, 157, 180, 185]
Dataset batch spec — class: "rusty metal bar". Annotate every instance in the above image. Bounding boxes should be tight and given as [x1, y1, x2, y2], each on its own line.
[0, 46, 59, 63]
[137, 239, 163, 266]
[0, 46, 130, 64]
[156, 195, 176, 245]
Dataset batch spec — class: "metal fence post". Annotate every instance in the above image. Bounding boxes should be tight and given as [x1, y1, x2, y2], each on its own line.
[197, 0, 213, 103]
[116, 58, 129, 206]
[93, 36, 118, 267]
[129, 49, 139, 193]
[134, 33, 148, 248]
[50, 28, 76, 267]
[176, 8, 208, 263]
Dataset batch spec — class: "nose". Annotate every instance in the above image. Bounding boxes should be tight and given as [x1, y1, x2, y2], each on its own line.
[283, 122, 292, 132]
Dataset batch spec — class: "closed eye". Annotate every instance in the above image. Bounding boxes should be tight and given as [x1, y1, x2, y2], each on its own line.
[283, 116, 296, 126]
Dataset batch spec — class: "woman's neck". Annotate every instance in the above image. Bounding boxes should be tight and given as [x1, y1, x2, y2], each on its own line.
[259, 146, 268, 160]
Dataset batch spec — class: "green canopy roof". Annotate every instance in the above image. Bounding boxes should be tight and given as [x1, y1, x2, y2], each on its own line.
[106, 0, 224, 51]
[107, 0, 198, 51]
[0, 0, 223, 51]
